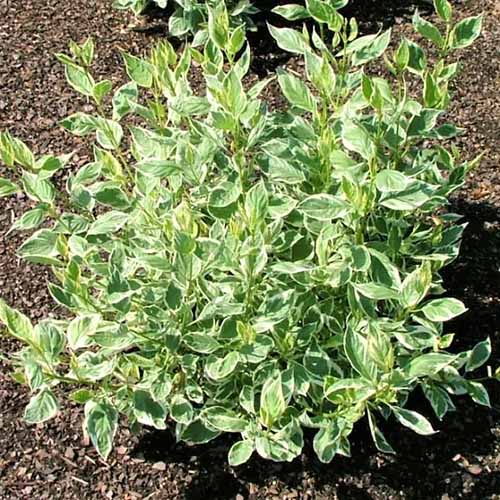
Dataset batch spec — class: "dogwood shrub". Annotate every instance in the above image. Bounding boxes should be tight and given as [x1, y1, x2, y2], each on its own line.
[0, 0, 494, 464]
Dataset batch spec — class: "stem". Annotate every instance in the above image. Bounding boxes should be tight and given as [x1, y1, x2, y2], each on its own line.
[393, 72, 408, 169]
[244, 271, 254, 320]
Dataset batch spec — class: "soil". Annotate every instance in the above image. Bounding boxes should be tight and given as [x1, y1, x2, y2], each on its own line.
[0, 0, 499, 499]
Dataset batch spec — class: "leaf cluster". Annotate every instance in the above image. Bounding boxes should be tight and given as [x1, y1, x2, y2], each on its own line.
[114, 0, 258, 44]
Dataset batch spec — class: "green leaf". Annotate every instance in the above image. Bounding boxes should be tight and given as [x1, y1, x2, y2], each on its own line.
[78, 38, 95, 66]
[272, 4, 309, 21]
[205, 352, 240, 380]
[380, 182, 433, 211]
[172, 96, 211, 116]
[70, 389, 94, 404]
[93, 80, 112, 103]
[466, 337, 491, 372]
[245, 181, 269, 229]
[401, 262, 432, 309]
[324, 377, 372, 399]
[299, 194, 349, 221]
[68, 314, 100, 350]
[0, 178, 20, 197]
[133, 390, 167, 429]
[228, 440, 254, 466]
[375, 170, 410, 192]
[135, 159, 179, 178]
[407, 108, 442, 137]
[170, 395, 194, 425]
[0, 299, 34, 344]
[367, 410, 395, 453]
[255, 419, 303, 462]
[22, 172, 55, 204]
[61, 113, 97, 136]
[17, 229, 60, 265]
[368, 249, 401, 289]
[169, 10, 191, 37]
[347, 29, 392, 66]
[208, 4, 229, 50]
[423, 384, 455, 420]
[277, 70, 317, 112]
[268, 25, 308, 54]
[181, 419, 221, 445]
[201, 406, 248, 432]
[85, 402, 118, 459]
[353, 283, 399, 300]
[184, 333, 220, 354]
[344, 328, 378, 380]
[25, 361, 43, 391]
[304, 339, 333, 378]
[405, 353, 456, 378]
[229, 26, 246, 57]
[123, 53, 153, 88]
[5, 135, 35, 168]
[36, 321, 64, 359]
[93, 183, 130, 209]
[259, 373, 286, 428]
[406, 40, 427, 75]
[466, 381, 490, 407]
[24, 388, 59, 424]
[55, 213, 90, 234]
[342, 120, 374, 160]
[208, 181, 241, 217]
[393, 407, 436, 435]
[351, 245, 371, 272]
[421, 298, 467, 322]
[395, 39, 410, 70]
[64, 63, 95, 97]
[413, 10, 444, 48]
[271, 261, 314, 275]
[265, 156, 306, 186]
[95, 119, 123, 150]
[49, 283, 74, 309]
[423, 72, 441, 108]
[434, 0, 452, 22]
[112, 82, 138, 120]
[88, 211, 129, 235]
[239, 334, 274, 364]
[313, 421, 342, 463]
[451, 16, 482, 50]
[73, 352, 114, 381]
[37, 154, 68, 180]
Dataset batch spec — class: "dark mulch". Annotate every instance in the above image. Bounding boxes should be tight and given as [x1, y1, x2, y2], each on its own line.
[0, 0, 499, 498]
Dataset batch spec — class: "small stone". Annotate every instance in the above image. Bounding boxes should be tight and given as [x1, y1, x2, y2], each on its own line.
[17, 466, 27, 476]
[466, 464, 483, 475]
[152, 461, 166, 471]
[64, 446, 75, 460]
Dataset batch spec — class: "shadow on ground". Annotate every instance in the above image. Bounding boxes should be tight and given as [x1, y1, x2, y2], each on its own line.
[139, 0, 435, 73]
